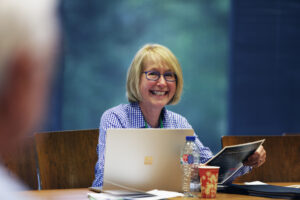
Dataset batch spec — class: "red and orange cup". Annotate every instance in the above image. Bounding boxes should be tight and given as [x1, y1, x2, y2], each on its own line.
[199, 166, 220, 198]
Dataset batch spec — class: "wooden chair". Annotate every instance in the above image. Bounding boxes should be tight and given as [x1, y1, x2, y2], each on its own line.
[282, 132, 300, 136]
[0, 135, 39, 189]
[35, 129, 99, 189]
[222, 135, 300, 182]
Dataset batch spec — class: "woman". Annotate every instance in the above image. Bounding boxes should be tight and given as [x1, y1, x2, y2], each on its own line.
[92, 44, 266, 187]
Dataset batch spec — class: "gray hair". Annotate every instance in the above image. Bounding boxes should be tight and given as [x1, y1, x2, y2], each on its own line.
[0, 0, 58, 92]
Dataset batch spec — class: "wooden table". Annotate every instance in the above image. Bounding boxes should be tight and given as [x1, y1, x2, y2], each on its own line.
[19, 182, 300, 200]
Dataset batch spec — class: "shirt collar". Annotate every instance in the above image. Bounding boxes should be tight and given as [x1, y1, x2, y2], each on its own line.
[129, 102, 168, 128]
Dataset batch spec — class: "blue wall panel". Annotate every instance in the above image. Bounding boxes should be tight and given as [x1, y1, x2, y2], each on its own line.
[229, 0, 300, 135]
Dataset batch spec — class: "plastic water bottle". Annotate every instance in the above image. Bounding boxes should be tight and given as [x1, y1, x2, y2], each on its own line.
[180, 136, 200, 196]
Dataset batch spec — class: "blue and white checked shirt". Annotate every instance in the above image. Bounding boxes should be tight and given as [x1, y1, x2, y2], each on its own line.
[92, 102, 250, 187]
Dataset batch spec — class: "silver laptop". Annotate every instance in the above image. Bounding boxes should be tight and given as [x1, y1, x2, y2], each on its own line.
[102, 128, 194, 192]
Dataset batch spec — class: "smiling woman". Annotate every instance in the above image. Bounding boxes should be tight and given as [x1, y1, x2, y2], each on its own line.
[92, 44, 262, 188]
[127, 44, 181, 128]
[126, 44, 183, 106]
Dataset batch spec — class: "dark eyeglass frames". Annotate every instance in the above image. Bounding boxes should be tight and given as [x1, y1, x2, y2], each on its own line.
[143, 71, 177, 82]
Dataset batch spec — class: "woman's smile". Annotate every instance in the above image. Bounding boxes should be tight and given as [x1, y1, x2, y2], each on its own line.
[150, 90, 169, 96]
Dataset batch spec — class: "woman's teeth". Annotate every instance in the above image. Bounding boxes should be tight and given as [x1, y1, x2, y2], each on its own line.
[151, 91, 167, 96]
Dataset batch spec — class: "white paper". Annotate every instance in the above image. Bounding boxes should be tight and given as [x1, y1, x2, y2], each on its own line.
[244, 181, 267, 185]
[87, 189, 183, 200]
[143, 189, 183, 200]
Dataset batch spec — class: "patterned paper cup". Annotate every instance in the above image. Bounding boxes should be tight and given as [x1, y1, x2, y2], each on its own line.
[199, 166, 219, 198]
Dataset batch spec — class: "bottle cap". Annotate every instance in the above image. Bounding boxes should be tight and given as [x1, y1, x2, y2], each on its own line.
[186, 136, 195, 141]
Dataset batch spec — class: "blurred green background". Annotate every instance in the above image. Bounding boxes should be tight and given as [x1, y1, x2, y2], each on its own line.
[58, 0, 230, 153]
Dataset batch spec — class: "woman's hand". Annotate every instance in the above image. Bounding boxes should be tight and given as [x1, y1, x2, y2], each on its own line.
[243, 145, 266, 168]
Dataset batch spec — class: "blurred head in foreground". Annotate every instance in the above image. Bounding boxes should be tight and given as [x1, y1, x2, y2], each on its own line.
[0, 0, 59, 153]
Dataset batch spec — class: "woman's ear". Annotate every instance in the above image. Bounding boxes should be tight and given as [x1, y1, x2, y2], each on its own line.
[0, 50, 35, 152]
[0, 50, 36, 134]
[7, 49, 35, 102]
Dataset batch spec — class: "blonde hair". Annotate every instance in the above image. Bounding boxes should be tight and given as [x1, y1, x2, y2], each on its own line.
[126, 44, 183, 105]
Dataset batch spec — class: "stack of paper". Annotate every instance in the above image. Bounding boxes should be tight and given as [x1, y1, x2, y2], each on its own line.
[87, 189, 183, 200]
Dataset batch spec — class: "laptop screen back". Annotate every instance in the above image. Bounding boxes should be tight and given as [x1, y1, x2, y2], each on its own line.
[102, 128, 194, 192]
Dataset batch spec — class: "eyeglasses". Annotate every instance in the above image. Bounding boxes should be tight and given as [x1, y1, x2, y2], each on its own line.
[143, 70, 177, 82]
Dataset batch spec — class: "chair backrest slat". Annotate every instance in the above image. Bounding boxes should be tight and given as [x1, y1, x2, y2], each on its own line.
[0, 136, 38, 189]
[35, 129, 99, 189]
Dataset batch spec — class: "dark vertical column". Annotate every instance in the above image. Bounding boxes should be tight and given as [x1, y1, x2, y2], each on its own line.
[228, 0, 300, 135]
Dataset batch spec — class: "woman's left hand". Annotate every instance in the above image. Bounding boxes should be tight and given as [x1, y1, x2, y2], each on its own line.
[243, 145, 266, 168]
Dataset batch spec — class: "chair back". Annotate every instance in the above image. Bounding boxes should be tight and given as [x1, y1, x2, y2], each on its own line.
[0, 136, 38, 189]
[222, 135, 300, 182]
[35, 129, 99, 189]
[282, 133, 300, 136]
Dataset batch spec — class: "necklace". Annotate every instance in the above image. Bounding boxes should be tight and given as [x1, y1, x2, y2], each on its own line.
[144, 116, 163, 128]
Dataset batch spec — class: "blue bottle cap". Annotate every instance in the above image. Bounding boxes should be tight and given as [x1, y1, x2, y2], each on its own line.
[186, 136, 195, 141]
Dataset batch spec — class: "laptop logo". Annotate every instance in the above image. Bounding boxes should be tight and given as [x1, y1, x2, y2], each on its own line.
[144, 156, 153, 165]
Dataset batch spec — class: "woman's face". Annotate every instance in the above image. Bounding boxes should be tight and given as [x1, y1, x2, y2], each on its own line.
[139, 58, 176, 111]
